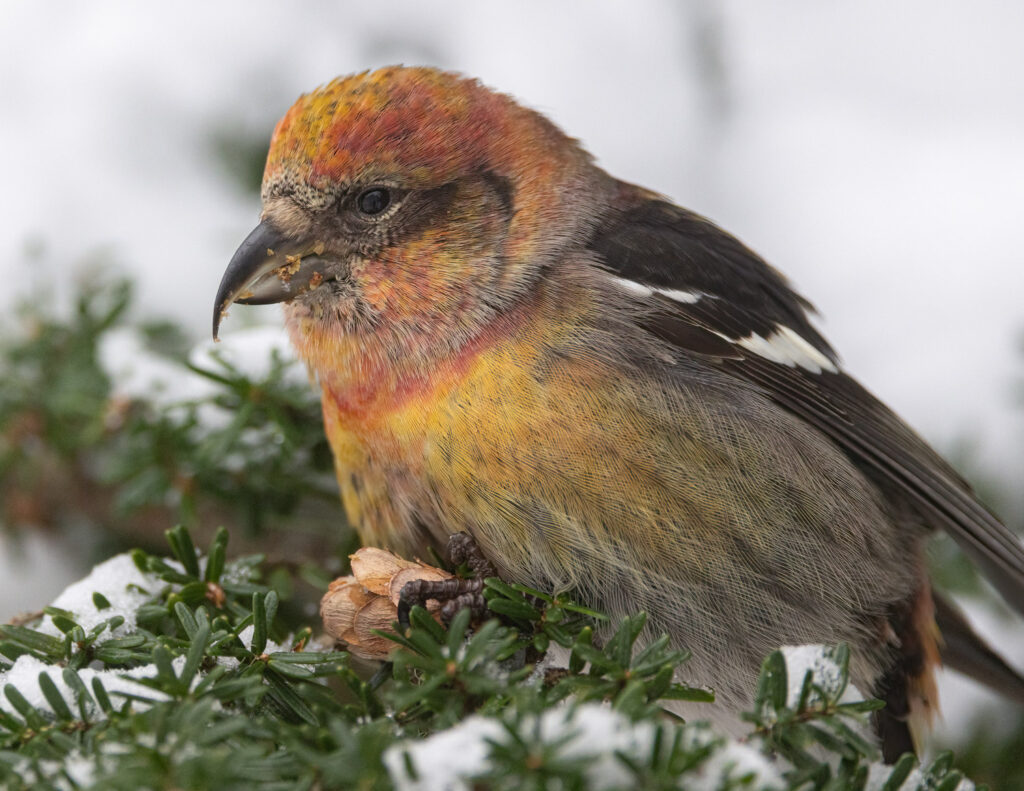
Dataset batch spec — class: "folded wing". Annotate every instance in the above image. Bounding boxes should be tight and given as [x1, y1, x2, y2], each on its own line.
[588, 195, 1024, 616]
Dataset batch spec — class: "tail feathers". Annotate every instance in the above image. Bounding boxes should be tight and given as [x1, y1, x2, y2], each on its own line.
[874, 671, 916, 763]
[873, 583, 942, 762]
[934, 592, 1024, 705]
[876, 589, 1024, 763]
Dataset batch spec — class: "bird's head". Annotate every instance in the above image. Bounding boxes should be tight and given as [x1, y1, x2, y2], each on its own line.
[213, 67, 610, 357]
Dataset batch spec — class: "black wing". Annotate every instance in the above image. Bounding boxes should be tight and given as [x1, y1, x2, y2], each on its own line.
[588, 194, 1024, 615]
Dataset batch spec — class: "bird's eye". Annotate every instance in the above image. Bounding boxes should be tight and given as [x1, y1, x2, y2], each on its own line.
[357, 188, 391, 215]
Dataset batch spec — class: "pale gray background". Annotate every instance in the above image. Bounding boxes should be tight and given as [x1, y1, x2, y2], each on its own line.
[2, 0, 1023, 744]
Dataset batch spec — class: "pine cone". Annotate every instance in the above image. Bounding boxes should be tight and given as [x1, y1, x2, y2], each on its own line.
[320, 547, 453, 659]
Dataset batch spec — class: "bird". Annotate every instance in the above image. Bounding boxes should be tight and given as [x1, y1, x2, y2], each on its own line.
[213, 66, 1024, 759]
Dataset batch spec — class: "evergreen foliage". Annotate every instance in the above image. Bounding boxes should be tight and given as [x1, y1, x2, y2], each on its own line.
[0, 526, 978, 790]
[0, 275, 344, 558]
[0, 276, 1009, 788]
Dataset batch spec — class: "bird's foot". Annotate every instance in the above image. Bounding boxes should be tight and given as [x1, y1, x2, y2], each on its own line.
[398, 532, 495, 629]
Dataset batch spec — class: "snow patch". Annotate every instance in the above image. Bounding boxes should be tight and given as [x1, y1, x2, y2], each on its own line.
[99, 327, 219, 408]
[0, 653, 186, 722]
[189, 325, 302, 384]
[686, 738, 783, 791]
[236, 624, 289, 655]
[384, 703, 783, 791]
[99, 325, 309, 436]
[864, 763, 975, 791]
[36, 553, 162, 645]
[780, 645, 863, 707]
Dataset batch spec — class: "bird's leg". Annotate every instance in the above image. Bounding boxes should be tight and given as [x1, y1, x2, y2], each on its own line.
[398, 532, 496, 628]
[447, 530, 498, 579]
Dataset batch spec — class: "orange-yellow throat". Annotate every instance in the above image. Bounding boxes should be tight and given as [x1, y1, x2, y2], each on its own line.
[285, 281, 577, 562]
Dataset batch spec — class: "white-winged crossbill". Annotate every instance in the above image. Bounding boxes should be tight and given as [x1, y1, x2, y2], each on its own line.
[213, 66, 1024, 758]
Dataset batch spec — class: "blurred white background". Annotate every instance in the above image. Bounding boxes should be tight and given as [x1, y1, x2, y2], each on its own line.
[1, 0, 1023, 751]
[4, 1, 1023, 473]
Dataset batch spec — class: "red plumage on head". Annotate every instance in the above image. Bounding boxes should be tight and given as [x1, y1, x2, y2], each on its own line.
[263, 67, 571, 192]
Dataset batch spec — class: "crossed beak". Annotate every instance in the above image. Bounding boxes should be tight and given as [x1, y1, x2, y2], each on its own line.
[212, 220, 327, 340]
